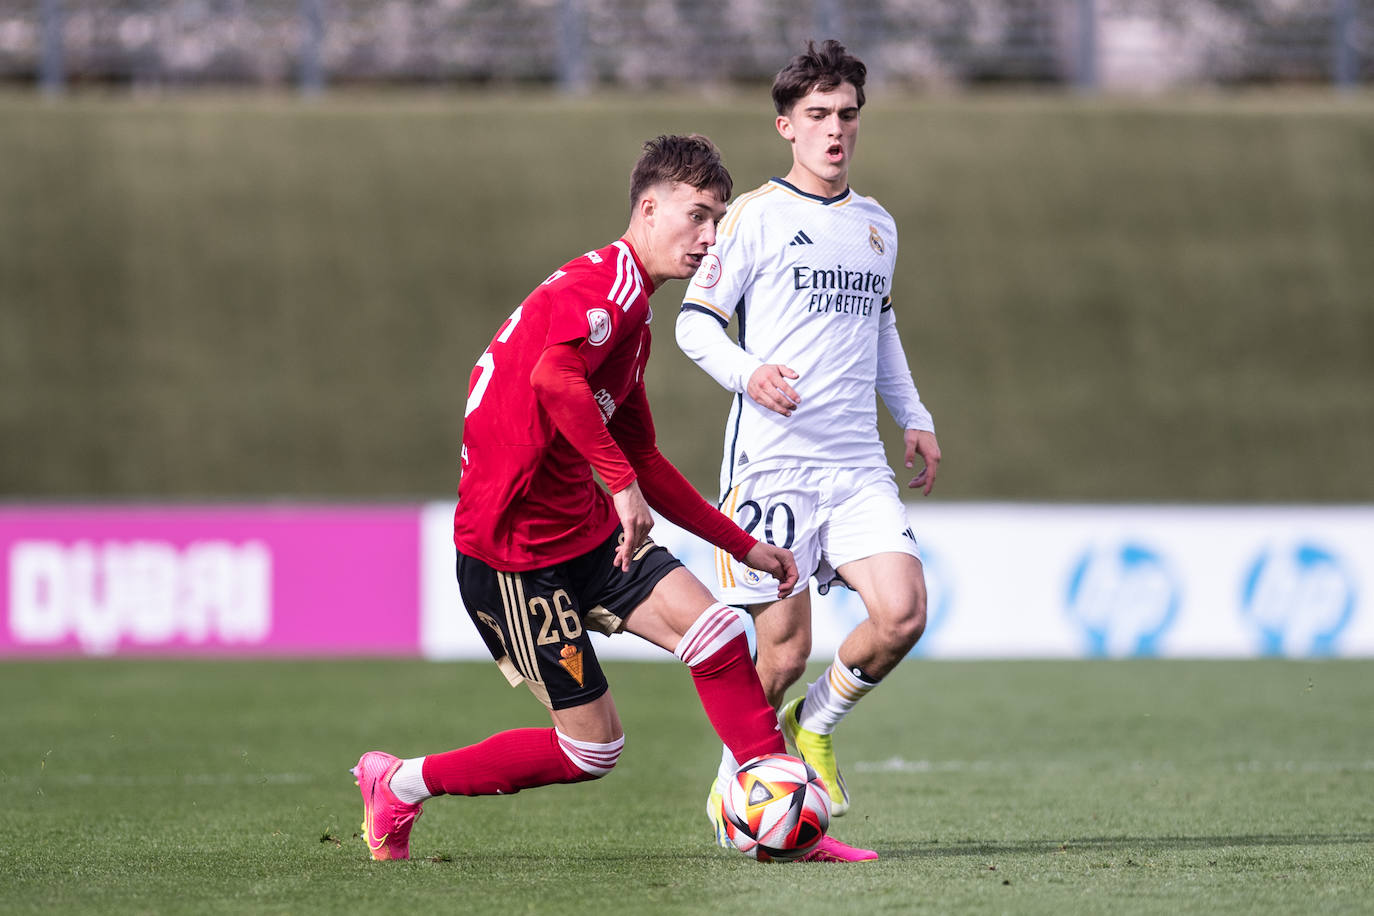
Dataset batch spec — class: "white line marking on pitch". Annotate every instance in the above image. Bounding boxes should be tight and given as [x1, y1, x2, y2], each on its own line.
[43, 772, 317, 786]
[854, 757, 1374, 774]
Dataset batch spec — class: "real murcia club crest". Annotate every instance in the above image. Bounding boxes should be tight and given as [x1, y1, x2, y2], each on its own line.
[586, 307, 612, 346]
[868, 225, 885, 255]
[558, 644, 585, 685]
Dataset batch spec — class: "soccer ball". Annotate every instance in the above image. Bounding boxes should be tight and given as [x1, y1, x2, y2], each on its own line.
[719, 753, 830, 861]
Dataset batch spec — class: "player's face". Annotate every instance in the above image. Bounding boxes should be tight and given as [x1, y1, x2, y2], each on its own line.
[645, 181, 727, 283]
[776, 82, 861, 198]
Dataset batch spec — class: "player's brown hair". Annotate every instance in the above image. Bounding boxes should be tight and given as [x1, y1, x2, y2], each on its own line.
[771, 39, 867, 115]
[629, 134, 732, 207]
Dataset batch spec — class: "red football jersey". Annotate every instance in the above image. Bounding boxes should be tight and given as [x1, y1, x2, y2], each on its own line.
[454, 240, 659, 570]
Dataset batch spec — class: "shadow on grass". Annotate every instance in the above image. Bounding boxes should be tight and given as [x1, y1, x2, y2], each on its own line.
[392, 834, 1374, 868]
[884, 833, 1374, 859]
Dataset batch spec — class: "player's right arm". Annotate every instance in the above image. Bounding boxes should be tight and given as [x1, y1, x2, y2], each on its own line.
[609, 382, 799, 597]
[739, 541, 800, 599]
[676, 310, 803, 417]
[676, 191, 803, 417]
[674, 308, 764, 393]
[745, 364, 802, 416]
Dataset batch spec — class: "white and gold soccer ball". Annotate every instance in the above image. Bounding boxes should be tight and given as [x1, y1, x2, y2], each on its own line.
[719, 753, 830, 861]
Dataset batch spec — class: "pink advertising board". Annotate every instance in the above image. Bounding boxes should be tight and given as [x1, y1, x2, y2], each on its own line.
[0, 505, 422, 656]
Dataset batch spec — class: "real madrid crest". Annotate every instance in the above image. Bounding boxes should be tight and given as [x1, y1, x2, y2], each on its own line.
[868, 224, 885, 255]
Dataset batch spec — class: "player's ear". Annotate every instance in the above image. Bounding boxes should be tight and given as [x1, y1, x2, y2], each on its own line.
[776, 114, 795, 142]
[636, 188, 658, 224]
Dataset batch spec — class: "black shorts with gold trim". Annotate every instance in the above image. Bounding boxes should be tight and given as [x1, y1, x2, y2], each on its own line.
[455, 528, 684, 711]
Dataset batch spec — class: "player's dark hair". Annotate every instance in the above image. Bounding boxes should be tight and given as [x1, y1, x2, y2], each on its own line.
[629, 134, 732, 207]
[771, 39, 867, 115]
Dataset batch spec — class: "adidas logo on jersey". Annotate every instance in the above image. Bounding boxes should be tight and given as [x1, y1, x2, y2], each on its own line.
[737, 451, 750, 466]
[788, 230, 813, 246]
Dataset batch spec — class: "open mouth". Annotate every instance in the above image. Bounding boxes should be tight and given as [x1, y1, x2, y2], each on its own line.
[826, 143, 845, 162]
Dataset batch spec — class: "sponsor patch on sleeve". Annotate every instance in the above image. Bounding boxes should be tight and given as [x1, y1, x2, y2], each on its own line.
[694, 253, 722, 289]
[586, 307, 612, 346]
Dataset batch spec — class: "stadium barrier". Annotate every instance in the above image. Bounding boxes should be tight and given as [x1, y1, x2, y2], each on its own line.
[3, 503, 1371, 659]
[0, 505, 420, 657]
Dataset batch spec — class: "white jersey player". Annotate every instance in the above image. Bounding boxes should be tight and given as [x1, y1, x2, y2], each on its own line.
[677, 40, 942, 846]
[681, 179, 933, 501]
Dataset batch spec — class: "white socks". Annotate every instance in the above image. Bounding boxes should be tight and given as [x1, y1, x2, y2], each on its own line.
[715, 745, 739, 792]
[797, 656, 879, 735]
[389, 756, 431, 805]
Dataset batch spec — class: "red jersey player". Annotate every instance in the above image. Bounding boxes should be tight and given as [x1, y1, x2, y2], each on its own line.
[352, 135, 873, 863]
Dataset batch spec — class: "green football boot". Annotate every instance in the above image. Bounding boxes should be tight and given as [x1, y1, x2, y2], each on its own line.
[779, 696, 850, 817]
[706, 781, 732, 848]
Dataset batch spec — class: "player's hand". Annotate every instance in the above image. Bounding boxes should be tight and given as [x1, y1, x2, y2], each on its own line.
[905, 429, 941, 496]
[747, 364, 802, 417]
[611, 481, 655, 572]
[742, 542, 799, 598]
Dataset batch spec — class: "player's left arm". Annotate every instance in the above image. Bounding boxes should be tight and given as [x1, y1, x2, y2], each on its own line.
[529, 343, 656, 570]
[610, 384, 799, 595]
[876, 304, 941, 495]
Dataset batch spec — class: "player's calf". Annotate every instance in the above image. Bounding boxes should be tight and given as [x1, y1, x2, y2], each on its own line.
[754, 629, 810, 707]
[675, 603, 786, 765]
[412, 727, 622, 799]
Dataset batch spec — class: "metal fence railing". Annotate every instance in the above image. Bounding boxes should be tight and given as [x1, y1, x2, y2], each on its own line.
[1, 0, 1368, 92]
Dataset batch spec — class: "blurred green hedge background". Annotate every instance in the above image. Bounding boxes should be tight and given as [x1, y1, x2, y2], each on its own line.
[2, 92, 1371, 501]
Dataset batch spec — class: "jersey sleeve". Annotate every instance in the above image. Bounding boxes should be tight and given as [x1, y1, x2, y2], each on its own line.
[674, 309, 763, 394]
[529, 343, 637, 491]
[609, 383, 757, 561]
[541, 263, 627, 376]
[875, 307, 935, 433]
[676, 199, 765, 393]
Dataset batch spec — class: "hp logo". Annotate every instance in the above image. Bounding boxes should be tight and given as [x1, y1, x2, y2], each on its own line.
[1241, 543, 1356, 656]
[1066, 542, 1180, 657]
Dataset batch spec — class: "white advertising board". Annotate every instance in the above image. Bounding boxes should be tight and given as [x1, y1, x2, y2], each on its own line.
[420, 503, 1374, 661]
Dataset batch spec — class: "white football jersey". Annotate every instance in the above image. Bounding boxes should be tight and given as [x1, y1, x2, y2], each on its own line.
[676, 178, 933, 494]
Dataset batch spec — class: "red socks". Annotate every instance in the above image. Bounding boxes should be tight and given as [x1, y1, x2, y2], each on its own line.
[675, 605, 786, 765]
[421, 727, 588, 797]
[420, 606, 784, 797]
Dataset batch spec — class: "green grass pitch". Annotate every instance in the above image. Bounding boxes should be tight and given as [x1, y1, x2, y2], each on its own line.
[2, 658, 1372, 914]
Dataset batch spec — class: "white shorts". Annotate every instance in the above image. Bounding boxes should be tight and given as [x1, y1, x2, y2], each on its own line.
[712, 465, 921, 606]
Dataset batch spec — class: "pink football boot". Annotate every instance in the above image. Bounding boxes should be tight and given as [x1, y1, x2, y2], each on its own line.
[352, 751, 424, 861]
[800, 834, 879, 862]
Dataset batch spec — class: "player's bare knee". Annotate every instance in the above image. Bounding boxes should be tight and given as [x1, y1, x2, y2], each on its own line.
[758, 652, 806, 705]
[775, 646, 809, 688]
[907, 595, 928, 645]
[903, 615, 926, 652]
[757, 618, 810, 685]
[875, 597, 925, 653]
